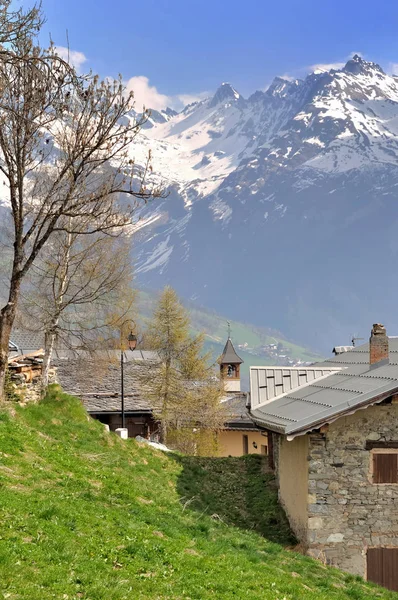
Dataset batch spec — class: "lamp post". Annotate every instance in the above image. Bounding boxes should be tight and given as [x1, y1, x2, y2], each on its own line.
[120, 320, 137, 431]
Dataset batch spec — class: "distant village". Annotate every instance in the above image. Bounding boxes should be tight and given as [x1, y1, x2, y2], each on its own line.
[237, 341, 312, 367]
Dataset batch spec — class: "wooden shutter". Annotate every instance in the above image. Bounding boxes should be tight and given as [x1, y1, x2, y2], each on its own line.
[383, 549, 398, 592]
[367, 548, 384, 588]
[373, 453, 398, 483]
[367, 548, 398, 592]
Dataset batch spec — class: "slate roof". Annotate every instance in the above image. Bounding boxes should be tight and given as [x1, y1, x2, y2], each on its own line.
[54, 351, 159, 414]
[250, 338, 398, 438]
[221, 393, 260, 430]
[9, 330, 45, 356]
[218, 338, 243, 365]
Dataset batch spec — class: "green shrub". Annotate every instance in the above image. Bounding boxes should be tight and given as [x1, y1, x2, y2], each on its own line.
[4, 368, 20, 402]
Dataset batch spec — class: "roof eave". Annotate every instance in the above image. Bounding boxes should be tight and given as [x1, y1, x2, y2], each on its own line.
[87, 409, 153, 415]
[250, 383, 398, 438]
[249, 413, 287, 434]
[285, 384, 398, 439]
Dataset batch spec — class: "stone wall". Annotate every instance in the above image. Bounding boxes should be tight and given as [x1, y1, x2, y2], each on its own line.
[306, 403, 398, 576]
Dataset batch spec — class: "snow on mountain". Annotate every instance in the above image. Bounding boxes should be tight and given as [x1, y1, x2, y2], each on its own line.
[133, 55, 398, 203]
[129, 56, 398, 351]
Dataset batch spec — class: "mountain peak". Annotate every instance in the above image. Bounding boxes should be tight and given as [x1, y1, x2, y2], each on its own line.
[343, 54, 384, 76]
[209, 82, 241, 108]
[266, 76, 302, 98]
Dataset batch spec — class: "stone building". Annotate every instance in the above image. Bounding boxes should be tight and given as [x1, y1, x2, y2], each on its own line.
[250, 324, 398, 592]
[54, 337, 266, 455]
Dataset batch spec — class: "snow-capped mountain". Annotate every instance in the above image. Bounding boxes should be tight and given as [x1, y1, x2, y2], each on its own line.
[130, 55, 398, 351]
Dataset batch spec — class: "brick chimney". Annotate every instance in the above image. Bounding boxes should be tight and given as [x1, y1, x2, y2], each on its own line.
[369, 323, 389, 366]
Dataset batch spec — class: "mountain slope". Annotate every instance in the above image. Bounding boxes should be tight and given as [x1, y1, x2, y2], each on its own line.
[138, 290, 324, 388]
[130, 55, 398, 352]
[0, 388, 396, 599]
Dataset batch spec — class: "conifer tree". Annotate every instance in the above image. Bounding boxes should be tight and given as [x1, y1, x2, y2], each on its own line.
[140, 287, 226, 454]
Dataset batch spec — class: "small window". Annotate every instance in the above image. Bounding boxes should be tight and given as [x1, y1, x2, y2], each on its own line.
[261, 444, 268, 456]
[227, 365, 236, 378]
[372, 451, 398, 483]
[243, 434, 248, 455]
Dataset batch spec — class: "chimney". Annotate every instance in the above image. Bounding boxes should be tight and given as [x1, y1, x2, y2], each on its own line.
[369, 323, 389, 366]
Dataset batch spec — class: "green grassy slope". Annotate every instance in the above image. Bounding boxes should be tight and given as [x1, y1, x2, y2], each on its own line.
[1, 389, 396, 600]
[137, 290, 324, 385]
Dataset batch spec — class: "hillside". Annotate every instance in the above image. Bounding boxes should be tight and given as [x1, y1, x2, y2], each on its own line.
[137, 289, 324, 387]
[0, 388, 396, 599]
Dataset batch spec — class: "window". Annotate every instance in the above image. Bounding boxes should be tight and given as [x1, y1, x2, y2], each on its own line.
[227, 364, 236, 378]
[371, 450, 398, 484]
[243, 434, 248, 455]
[261, 444, 268, 456]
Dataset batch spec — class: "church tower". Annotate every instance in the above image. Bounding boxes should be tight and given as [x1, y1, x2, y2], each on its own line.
[218, 336, 243, 393]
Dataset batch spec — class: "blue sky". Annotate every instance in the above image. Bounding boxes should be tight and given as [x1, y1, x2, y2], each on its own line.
[18, 0, 398, 110]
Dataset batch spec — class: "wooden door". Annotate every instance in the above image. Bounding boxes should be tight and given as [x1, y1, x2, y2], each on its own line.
[367, 548, 398, 591]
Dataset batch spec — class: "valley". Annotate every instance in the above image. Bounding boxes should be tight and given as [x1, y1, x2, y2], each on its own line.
[129, 56, 398, 352]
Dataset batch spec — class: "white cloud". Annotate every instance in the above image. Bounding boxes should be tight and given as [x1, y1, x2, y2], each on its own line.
[387, 63, 398, 76]
[54, 46, 87, 74]
[125, 76, 170, 111]
[279, 74, 296, 82]
[177, 92, 209, 106]
[125, 76, 208, 111]
[279, 53, 365, 81]
[308, 62, 345, 73]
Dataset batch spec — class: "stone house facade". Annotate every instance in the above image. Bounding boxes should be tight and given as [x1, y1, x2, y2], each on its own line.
[276, 403, 398, 577]
[250, 324, 398, 592]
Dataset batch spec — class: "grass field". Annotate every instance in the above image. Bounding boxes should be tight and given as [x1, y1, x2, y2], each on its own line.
[1, 387, 396, 600]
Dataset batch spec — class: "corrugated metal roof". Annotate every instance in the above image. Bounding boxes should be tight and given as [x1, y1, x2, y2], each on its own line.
[250, 366, 341, 409]
[250, 339, 398, 437]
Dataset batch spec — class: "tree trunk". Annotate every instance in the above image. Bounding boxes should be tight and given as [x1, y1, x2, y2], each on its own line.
[160, 357, 171, 444]
[0, 280, 20, 401]
[41, 327, 57, 392]
[41, 227, 71, 393]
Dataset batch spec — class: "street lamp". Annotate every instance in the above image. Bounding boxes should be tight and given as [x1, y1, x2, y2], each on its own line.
[120, 320, 137, 431]
[128, 331, 137, 351]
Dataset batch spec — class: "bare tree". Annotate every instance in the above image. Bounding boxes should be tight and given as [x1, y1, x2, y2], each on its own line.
[0, 2, 42, 47]
[0, 4, 162, 398]
[18, 222, 135, 389]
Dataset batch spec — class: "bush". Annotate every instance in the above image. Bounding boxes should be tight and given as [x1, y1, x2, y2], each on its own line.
[4, 368, 21, 402]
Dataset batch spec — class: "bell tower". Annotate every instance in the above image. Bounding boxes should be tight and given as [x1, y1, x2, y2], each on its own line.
[218, 331, 243, 393]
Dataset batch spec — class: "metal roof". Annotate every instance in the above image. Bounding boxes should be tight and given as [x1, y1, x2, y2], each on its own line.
[250, 366, 341, 408]
[250, 339, 398, 438]
[218, 338, 243, 365]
